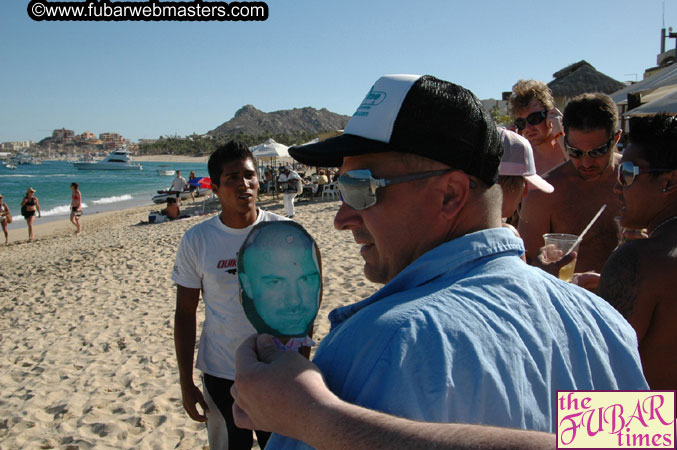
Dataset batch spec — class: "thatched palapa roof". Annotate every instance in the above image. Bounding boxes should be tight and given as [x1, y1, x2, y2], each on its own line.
[547, 60, 626, 98]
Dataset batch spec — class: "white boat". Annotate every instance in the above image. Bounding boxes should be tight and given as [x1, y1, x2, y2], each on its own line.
[14, 152, 41, 165]
[73, 148, 142, 170]
[157, 169, 175, 176]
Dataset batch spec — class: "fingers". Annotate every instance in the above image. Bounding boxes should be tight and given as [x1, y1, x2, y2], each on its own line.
[181, 384, 208, 422]
[558, 251, 576, 267]
[547, 108, 563, 118]
[232, 400, 255, 429]
[231, 384, 257, 430]
[236, 334, 261, 372]
[571, 272, 600, 291]
[255, 334, 280, 363]
[184, 399, 208, 422]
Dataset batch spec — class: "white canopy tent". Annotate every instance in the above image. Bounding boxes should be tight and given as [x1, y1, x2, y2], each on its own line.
[625, 89, 677, 117]
[611, 64, 677, 104]
[250, 138, 289, 158]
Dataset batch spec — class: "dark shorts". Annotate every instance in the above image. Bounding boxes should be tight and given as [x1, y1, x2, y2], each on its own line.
[23, 210, 35, 219]
[72, 207, 82, 216]
[203, 374, 270, 450]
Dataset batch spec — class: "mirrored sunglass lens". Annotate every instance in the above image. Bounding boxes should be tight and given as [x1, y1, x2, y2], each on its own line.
[619, 163, 634, 186]
[338, 175, 375, 210]
[589, 143, 611, 158]
[566, 145, 583, 159]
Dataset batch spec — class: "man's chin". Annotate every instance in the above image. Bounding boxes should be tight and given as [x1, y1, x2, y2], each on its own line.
[576, 168, 603, 180]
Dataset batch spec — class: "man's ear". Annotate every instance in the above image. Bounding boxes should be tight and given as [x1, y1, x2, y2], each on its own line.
[439, 171, 471, 221]
[614, 129, 623, 145]
[663, 170, 677, 194]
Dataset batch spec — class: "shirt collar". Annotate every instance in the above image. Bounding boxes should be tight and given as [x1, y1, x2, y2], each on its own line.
[328, 228, 524, 329]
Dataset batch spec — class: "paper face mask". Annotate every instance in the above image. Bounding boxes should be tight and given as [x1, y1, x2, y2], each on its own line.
[238, 221, 322, 339]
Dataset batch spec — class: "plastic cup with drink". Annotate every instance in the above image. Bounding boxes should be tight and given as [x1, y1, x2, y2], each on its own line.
[541, 233, 580, 281]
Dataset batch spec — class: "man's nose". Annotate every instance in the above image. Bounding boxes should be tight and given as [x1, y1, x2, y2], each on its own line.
[334, 202, 361, 231]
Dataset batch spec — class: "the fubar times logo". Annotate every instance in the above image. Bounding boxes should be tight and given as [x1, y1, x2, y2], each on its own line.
[556, 390, 676, 449]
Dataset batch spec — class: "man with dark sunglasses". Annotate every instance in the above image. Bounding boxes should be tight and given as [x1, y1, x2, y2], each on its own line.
[594, 114, 677, 391]
[230, 74, 647, 450]
[518, 93, 622, 274]
[508, 80, 567, 174]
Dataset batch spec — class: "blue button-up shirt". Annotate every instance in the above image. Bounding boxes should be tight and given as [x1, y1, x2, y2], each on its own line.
[266, 228, 647, 449]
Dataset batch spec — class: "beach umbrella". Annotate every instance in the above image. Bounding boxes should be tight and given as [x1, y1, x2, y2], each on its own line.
[250, 138, 289, 159]
[189, 176, 212, 189]
[188, 176, 215, 214]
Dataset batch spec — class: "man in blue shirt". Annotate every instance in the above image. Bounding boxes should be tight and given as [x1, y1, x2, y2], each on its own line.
[232, 75, 648, 450]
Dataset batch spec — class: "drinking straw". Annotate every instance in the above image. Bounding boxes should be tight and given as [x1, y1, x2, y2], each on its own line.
[564, 204, 607, 256]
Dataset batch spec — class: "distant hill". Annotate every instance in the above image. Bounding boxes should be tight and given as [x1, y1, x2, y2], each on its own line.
[208, 105, 350, 136]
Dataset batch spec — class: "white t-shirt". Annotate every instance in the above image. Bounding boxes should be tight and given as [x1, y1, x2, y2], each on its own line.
[172, 209, 287, 379]
[171, 176, 187, 192]
[278, 170, 302, 193]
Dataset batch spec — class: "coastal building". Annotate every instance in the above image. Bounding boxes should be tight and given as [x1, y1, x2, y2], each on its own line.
[52, 128, 75, 141]
[99, 132, 126, 149]
[1, 140, 34, 151]
[76, 131, 97, 141]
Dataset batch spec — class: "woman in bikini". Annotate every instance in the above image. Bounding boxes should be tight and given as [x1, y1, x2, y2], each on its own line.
[0, 193, 11, 244]
[21, 187, 41, 241]
[70, 182, 83, 234]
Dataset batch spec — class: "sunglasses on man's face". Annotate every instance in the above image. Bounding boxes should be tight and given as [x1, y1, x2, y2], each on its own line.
[617, 161, 672, 187]
[513, 110, 548, 131]
[564, 135, 615, 159]
[337, 168, 466, 210]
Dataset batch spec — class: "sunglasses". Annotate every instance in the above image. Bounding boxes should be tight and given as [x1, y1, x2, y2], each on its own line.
[564, 135, 614, 159]
[337, 168, 467, 210]
[617, 161, 673, 187]
[514, 110, 547, 131]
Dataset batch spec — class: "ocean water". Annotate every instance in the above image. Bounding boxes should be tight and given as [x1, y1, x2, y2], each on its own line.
[0, 160, 208, 230]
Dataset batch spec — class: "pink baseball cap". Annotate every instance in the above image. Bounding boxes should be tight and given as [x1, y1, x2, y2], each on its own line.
[498, 128, 554, 193]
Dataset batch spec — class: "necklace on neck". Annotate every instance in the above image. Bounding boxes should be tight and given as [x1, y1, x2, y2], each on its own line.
[649, 215, 677, 238]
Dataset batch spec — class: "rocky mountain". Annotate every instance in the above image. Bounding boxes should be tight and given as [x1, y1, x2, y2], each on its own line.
[208, 105, 350, 136]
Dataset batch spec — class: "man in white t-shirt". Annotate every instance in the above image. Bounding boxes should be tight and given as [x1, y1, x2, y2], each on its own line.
[277, 165, 302, 217]
[170, 170, 188, 204]
[173, 141, 285, 450]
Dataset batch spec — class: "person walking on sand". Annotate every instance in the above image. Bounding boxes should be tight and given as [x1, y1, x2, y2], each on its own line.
[188, 170, 198, 200]
[0, 193, 11, 244]
[277, 165, 302, 218]
[21, 187, 41, 242]
[70, 182, 83, 235]
[170, 170, 188, 205]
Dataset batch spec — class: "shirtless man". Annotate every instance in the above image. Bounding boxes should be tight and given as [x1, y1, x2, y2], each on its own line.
[518, 93, 622, 273]
[508, 80, 566, 175]
[597, 114, 677, 390]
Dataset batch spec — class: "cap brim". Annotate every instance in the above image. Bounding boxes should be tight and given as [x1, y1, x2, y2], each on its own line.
[524, 174, 554, 193]
[289, 134, 397, 167]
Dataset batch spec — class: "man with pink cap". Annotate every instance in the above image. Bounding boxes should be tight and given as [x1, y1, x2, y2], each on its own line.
[497, 127, 553, 224]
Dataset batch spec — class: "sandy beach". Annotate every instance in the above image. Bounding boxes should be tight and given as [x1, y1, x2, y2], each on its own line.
[0, 195, 379, 449]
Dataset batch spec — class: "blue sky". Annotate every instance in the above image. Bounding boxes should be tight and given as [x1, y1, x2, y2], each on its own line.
[0, 0, 674, 142]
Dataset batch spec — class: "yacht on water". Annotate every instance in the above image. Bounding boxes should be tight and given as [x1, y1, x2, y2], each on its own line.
[73, 147, 142, 170]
